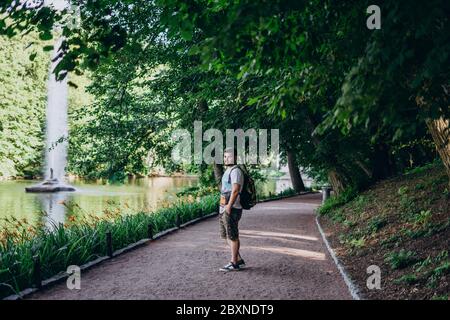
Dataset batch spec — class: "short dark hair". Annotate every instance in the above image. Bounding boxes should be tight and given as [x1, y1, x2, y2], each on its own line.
[224, 147, 238, 164]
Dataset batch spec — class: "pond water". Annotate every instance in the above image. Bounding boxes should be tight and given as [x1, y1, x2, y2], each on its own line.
[0, 176, 293, 229]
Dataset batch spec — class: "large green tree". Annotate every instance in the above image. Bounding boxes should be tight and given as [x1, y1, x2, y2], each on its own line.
[0, 0, 446, 191]
[0, 29, 48, 178]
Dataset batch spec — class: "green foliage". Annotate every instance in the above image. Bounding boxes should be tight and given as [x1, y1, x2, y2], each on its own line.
[404, 218, 450, 240]
[398, 186, 417, 217]
[431, 261, 450, 278]
[426, 260, 450, 289]
[405, 160, 442, 176]
[0, 2, 448, 301]
[257, 187, 298, 201]
[0, 25, 95, 180]
[321, 162, 449, 298]
[367, 217, 388, 234]
[347, 236, 366, 250]
[66, 45, 174, 180]
[0, 30, 48, 178]
[380, 234, 402, 249]
[0, 0, 448, 188]
[177, 185, 217, 198]
[317, 187, 358, 216]
[431, 295, 449, 300]
[394, 274, 419, 285]
[411, 210, 433, 227]
[385, 249, 419, 270]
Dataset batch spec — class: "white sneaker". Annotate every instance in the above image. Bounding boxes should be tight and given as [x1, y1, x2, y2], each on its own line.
[219, 262, 240, 272]
[236, 259, 246, 268]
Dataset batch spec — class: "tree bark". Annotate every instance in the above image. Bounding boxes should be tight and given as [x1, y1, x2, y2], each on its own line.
[416, 86, 450, 186]
[213, 163, 224, 190]
[328, 170, 346, 195]
[355, 160, 373, 179]
[287, 150, 305, 192]
[426, 117, 450, 186]
[304, 113, 348, 195]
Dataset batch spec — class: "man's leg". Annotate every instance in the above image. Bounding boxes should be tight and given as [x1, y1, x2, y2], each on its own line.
[237, 239, 241, 260]
[220, 212, 229, 248]
[235, 209, 243, 261]
[230, 239, 239, 264]
[228, 208, 242, 264]
[225, 239, 239, 260]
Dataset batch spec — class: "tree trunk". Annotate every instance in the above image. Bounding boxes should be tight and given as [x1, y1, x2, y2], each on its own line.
[304, 113, 348, 195]
[426, 117, 450, 186]
[287, 150, 305, 192]
[197, 99, 208, 113]
[372, 143, 394, 180]
[355, 159, 373, 179]
[213, 163, 224, 190]
[196, 99, 224, 189]
[328, 170, 346, 195]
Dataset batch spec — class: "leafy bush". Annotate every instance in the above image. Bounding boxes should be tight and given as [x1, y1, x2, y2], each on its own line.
[367, 217, 388, 234]
[404, 160, 441, 176]
[385, 249, 419, 270]
[348, 237, 365, 249]
[411, 210, 432, 226]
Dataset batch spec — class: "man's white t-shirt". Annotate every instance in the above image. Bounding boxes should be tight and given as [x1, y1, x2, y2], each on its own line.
[219, 166, 244, 213]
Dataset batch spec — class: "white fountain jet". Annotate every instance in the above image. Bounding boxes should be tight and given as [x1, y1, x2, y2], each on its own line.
[44, 35, 69, 181]
[26, 0, 76, 193]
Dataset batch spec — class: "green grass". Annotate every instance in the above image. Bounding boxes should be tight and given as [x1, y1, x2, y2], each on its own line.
[317, 186, 358, 216]
[431, 294, 449, 300]
[404, 160, 441, 176]
[394, 274, 419, 285]
[0, 194, 219, 299]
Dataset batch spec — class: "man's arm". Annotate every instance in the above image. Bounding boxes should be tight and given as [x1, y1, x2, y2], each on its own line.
[225, 168, 243, 214]
[225, 182, 241, 214]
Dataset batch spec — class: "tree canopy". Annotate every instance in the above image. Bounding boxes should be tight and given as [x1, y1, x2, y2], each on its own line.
[0, 0, 448, 192]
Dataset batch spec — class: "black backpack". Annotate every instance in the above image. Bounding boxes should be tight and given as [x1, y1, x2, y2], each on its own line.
[228, 165, 257, 210]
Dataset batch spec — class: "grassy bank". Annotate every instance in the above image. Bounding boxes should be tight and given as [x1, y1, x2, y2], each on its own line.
[0, 194, 219, 299]
[318, 161, 449, 300]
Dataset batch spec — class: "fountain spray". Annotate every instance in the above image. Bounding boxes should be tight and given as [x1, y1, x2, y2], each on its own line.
[26, 0, 75, 193]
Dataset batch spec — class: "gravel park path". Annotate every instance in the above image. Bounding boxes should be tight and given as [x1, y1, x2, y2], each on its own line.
[28, 193, 351, 300]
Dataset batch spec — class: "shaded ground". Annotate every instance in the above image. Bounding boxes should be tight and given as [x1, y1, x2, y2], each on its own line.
[28, 193, 351, 300]
[319, 163, 450, 300]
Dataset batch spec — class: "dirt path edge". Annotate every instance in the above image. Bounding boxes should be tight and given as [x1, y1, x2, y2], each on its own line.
[315, 214, 362, 300]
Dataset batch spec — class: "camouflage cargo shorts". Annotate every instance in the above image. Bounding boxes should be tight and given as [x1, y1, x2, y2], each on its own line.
[219, 207, 243, 241]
